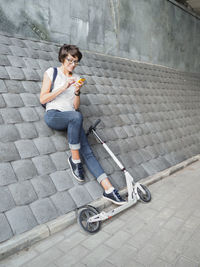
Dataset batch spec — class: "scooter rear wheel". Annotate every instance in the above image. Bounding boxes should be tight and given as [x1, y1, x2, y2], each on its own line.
[77, 206, 101, 234]
[137, 184, 151, 203]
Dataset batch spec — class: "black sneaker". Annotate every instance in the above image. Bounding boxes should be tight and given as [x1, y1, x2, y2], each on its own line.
[68, 156, 85, 182]
[103, 189, 126, 205]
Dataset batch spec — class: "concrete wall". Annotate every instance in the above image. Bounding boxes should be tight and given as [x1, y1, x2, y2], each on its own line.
[0, 0, 200, 72]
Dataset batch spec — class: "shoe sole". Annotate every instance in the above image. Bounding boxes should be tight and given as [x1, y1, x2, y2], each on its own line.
[68, 158, 84, 183]
[103, 196, 127, 206]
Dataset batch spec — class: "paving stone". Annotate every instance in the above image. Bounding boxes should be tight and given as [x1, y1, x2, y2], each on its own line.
[0, 79, 7, 93]
[15, 122, 38, 139]
[2, 93, 24, 107]
[22, 81, 41, 93]
[23, 68, 40, 81]
[31, 175, 57, 198]
[50, 135, 68, 151]
[4, 80, 25, 93]
[32, 155, 57, 175]
[19, 107, 39, 122]
[34, 121, 54, 137]
[11, 159, 38, 181]
[68, 185, 93, 207]
[0, 213, 13, 243]
[0, 65, 9, 79]
[50, 191, 76, 215]
[7, 55, 26, 68]
[0, 124, 20, 142]
[0, 44, 12, 55]
[0, 54, 10, 66]
[20, 93, 39, 107]
[30, 198, 58, 224]
[84, 180, 104, 200]
[1, 108, 21, 124]
[9, 180, 38, 205]
[50, 170, 74, 191]
[15, 139, 39, 159]
[113, 126, 128, 139]
[0, 186, 15, 212]
[0, 94, 6, 108]
[6, 206, 38, 235]
[23, 57, 40, 69]
[0, 162, 17, 186]
[9, 45, 28, 57]
[0, 142, 20, 162]
[50, 152, 69, 171]
[5, 66, 25, 80]
[33, 137, 56, 155]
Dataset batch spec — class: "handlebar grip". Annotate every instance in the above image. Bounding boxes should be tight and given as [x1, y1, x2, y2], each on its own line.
[93, 119, 101, 129]
[86, 119, 101, 136]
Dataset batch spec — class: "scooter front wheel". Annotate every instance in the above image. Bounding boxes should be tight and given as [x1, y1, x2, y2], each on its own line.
[77, 206, 101, 234]
[137, 184, 151, 203]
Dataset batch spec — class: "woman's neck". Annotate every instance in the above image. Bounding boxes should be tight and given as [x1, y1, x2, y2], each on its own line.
[60, 65, 72, 76]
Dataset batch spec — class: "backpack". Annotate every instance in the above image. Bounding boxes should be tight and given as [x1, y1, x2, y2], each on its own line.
[42, 67, 58, 108]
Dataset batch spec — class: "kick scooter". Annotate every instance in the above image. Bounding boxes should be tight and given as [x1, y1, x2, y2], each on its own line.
[77, 119, 151, 233]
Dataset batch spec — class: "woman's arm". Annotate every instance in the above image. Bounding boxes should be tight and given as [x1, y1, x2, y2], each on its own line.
[40, 72, 75, 105]
[73, 81, 84, 110]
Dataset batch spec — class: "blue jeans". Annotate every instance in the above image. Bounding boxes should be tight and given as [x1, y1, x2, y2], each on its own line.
[44, 109, 107, 183]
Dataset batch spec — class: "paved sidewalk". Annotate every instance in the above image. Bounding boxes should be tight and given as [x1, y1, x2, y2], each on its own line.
[1, 160, 200, 267]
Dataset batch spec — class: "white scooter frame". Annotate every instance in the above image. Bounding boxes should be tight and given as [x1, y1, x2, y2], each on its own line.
[78, 119, 151, 233]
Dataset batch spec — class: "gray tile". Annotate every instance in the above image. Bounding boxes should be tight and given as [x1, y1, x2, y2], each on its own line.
[19, 107, 39, 122]
[6, 206, 38, 235]
[7, 55, 26, 68]
[0, 54, 11, 66]
[31, 175, 56, 198]
[9, 180, 38, 205]
[0, 142, 20, 162]
[2, 93, 24, 107]
[50, 191, 76, 215]
[11, 159, 38, 181]
[5, 66, 25, 80]
[0, 162, 17, 186]
[33, 137, 57, 155]
[30, 198, 58, 224]
[15, 123, 38, 139]
[0, 108, 22, 123]
[69, 185, 93, 208]
[84, 180, 104, 200]
[0, 79, 7, 93]
[0, 124, 20, 142]
[0, 186, 15, 212]
[50, 152, 69, 171]
[0, 65, 9, 79]
[0, 44, 11, 55]
[15, 139, 39, 159]
[32, 155, 57, 175]
[50, 170, 74, 191]
[4, 80, 25, 93]
[20, 93, 40, 107]
[23, 68, 41, 81]
[0, 213, 13, 242]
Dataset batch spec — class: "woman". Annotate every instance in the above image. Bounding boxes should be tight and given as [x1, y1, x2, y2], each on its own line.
[40, 44, 125, 205]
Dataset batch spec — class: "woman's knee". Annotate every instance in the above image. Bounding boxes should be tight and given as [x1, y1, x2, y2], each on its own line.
[71, 111, 83, 124]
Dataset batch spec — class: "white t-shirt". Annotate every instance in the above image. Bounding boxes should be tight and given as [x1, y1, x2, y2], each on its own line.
[45, 67, 80, 112]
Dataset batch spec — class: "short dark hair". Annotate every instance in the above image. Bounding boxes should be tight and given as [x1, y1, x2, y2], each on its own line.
[58, 44, 82, 63]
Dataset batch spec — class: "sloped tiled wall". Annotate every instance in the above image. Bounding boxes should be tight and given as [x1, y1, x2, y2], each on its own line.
[0, 31, 200, 242]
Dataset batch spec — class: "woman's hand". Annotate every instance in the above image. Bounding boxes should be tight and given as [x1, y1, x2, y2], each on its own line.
[74, 79, 84, 94]
[63, 77, 76, 90]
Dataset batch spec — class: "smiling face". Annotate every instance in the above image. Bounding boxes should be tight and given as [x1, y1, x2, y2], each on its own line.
[63, 54, 79, 73]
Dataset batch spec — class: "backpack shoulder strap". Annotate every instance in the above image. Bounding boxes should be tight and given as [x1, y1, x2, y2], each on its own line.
[49, 67, 58, 92]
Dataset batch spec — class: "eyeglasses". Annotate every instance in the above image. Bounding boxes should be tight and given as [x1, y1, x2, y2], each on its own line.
[66, 57, 79, 66]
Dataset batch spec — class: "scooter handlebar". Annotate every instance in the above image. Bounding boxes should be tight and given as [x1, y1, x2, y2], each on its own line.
[87, 119, 101, 136]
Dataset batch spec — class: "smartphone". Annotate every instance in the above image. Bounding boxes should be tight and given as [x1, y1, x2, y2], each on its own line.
[76, 78, 86, 84]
